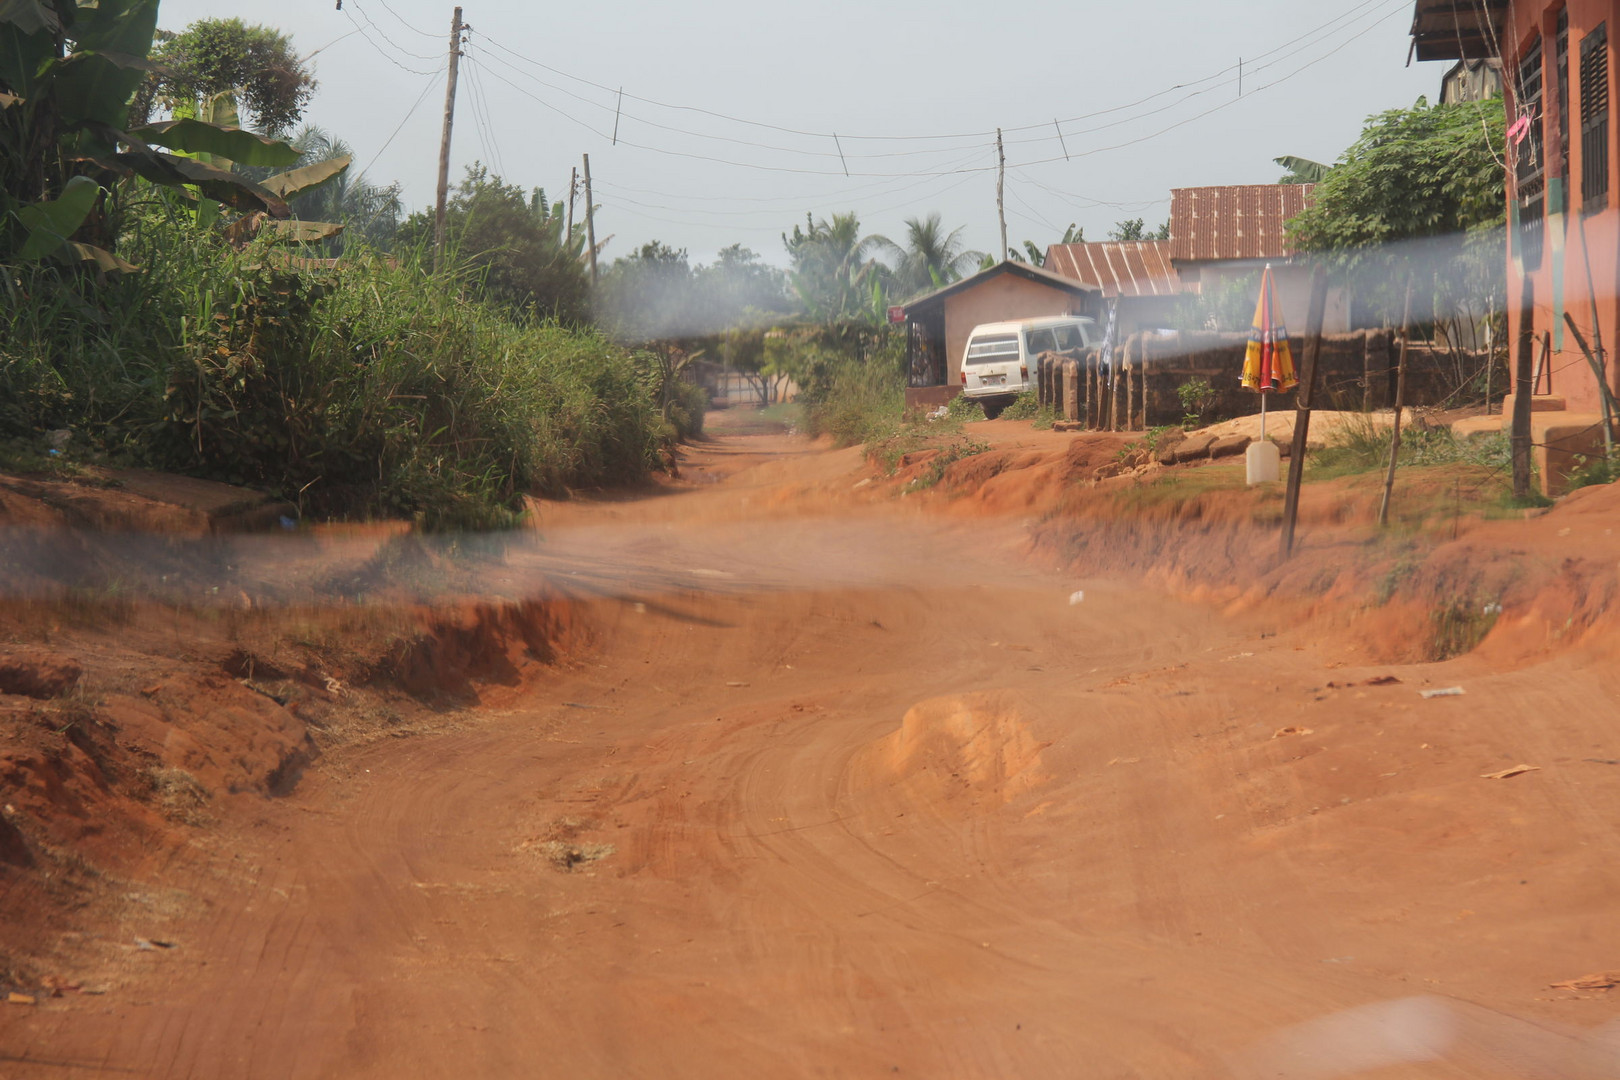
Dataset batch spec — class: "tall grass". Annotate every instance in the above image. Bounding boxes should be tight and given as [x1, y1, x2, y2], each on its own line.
[0, 207, 676, 528]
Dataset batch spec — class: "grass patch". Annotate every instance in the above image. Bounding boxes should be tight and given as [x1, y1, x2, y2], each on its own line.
[1308, 414, 1512, 481]
[906, 439, 991, 491]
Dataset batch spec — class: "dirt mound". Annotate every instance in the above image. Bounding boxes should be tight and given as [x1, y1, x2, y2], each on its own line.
[877, 692, 1048, 807]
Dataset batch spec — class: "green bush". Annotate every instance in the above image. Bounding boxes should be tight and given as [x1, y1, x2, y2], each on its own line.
[1000, 391, 1040, 420]
[0, 209, 675, 529]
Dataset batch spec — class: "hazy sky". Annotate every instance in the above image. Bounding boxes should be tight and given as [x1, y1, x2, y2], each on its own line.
[162, 0, 1445, 267]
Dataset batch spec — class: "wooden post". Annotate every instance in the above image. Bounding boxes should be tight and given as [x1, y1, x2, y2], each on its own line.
[1377, 282, 1415, 527]
[583, 152, 597, 286]
[432, 6, 464, 273]
[1562, 313, 1617, 461]
[565, 165, 577, 258]
[1279, 265, 1329, 561]
[1511, 273, 1535, 500]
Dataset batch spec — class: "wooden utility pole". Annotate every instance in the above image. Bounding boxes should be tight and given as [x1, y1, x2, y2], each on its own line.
[995, 128, 1007, 263]
[1279, 264, 1329, 561]
[582, 153, 597, 285]
[565, 165, 577, 256]
[433, 6, 465, 272]
[1511, 273, 1535, 500]
[1377, 282, 1415, 527]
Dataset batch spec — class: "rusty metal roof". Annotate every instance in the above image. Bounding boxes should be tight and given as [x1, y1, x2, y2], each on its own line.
[1042, 241, 1182, 298]
[1409, 0, 1506, 63]
[1168, 184, 1315, 263]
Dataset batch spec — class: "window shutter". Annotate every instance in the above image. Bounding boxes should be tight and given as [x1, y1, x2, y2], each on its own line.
[1581, 23, 1610, 213]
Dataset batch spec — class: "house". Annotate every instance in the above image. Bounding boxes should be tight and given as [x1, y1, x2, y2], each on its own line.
[1041, 240, 1184, 334]
[1168, 184, 1353, 335]
[1410, 0, 1616, 490]
[899, 260, 1101, 407]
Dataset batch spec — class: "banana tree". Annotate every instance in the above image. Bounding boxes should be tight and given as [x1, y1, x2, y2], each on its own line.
[0, 0, 318, 270]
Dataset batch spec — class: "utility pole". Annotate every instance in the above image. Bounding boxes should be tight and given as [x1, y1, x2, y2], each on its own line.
[995, 128, 1007, 263]
[583, 152, 597, 285]
[433, 6, 465, 272]
[566, 165, 577, 256]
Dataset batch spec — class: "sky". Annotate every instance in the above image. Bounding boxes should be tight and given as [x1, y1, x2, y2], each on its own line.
[161, 0, 1448, 268]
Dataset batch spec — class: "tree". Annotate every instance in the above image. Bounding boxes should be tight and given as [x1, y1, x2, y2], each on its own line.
[1109, 218, 1169, 242]
[872, 212, 982, 299]
[280, 125, 402, 253]
[1286, 97, 1506, 328]
[1275, 156, 1332, 185]
[1010, 223, 1084, 266]
[692, 244, 791, 324]
[401, 164, 591, 325]
[134, 18, 315, 134]
[783, 212, 885, 324]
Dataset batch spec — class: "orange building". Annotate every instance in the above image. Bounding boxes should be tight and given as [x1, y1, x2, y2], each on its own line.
[1412, 0, 1617, 480]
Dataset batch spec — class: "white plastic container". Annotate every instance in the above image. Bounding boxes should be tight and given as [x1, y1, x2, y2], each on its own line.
[1246, 440, 1280, 485]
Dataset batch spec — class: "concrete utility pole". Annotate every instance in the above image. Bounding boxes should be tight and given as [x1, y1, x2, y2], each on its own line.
[996, 128, 1007, 263]
[433, 6, 466, 272]
[583, 153, 597, 285]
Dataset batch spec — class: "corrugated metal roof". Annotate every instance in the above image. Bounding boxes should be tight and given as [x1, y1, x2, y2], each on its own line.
[1168, 184, 1315, 263]
[1042, 241, 1182, 298]
[1409, 0, 1506, 63]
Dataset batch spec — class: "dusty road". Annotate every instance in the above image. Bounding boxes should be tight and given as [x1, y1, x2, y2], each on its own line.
[5, 420, 1620, 1078]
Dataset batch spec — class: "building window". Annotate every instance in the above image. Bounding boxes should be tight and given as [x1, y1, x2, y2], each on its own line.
[1581, 22, 1610, 213]
[1516, 38, 1546, 265]
[1556, 10, 1570, 205]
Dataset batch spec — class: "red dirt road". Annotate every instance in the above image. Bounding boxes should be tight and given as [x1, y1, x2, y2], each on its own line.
[6, 422, 1620, 1078]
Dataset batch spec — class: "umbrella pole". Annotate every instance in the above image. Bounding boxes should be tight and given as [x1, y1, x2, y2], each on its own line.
[1260, 391, 1267, 442]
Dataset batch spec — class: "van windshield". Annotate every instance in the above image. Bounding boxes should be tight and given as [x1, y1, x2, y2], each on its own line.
[965, 334, 1020, 364]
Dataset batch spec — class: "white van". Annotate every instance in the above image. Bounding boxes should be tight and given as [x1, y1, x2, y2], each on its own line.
[959, 315, 1099, 418]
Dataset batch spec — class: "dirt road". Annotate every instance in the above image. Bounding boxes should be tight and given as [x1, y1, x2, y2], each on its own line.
[6, 420, 1620, 1078]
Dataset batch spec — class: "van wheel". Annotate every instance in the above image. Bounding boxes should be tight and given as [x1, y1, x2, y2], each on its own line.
[981, 400, 1006, 420]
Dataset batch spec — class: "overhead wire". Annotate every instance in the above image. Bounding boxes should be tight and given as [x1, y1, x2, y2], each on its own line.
[340, 8, 442, 76]
[342, 0, 440, 61]
[358, 65, 444, 177]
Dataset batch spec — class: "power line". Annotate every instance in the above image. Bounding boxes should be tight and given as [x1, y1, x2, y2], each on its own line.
[340, 8, 442, 76]
[344, 0, 440, 60]
[353, 0, 441, 39]
[476, 0, 1400, 148]
[359, 65, 444, 177]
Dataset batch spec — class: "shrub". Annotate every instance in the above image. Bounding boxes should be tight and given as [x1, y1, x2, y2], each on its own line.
[1, 210, 675, 529]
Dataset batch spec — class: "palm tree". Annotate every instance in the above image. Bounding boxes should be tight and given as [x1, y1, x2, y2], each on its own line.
[872, 213, 983, 300]
[1275, 156, 1332, 184]
[783, 211, 885, 323]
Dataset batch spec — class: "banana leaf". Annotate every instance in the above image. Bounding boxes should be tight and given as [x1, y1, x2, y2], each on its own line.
[131, 118, 302, 168]
[64, 240, 137, 273]
[0, 0, 63, 35]
[105, 148, 291, 216]
[260, 154, 351, 200]
[14, 174, 101, 260]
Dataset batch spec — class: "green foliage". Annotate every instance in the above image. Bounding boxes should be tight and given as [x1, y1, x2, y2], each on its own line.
[1275, 156, 1331, 184]
[1109, 218, 1170, 242]
[1000, 391, 1041, 420]
[1565, 453, 1617, 491]
[872, 212, 982, 301]
[400, 164, 590, 326]
[907, 439, 990, 491]
[0, 207, 676, 529]
[945, 392, 985, 422]
[784, 211, 885, 325]
[793, 326, 906, 446]
[136, 18, 316, 134]
[1307, 416, 1511, 479]
[1286, 98, 1506, 325]
[1177, 377, 1215, 428]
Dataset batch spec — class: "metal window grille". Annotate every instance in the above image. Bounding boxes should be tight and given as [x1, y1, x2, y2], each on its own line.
[1581, 23, 1610, 213]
